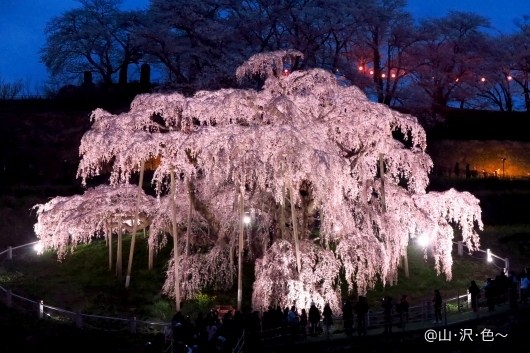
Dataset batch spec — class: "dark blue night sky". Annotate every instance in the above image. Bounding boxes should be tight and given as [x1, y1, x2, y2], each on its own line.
[0, 0, 527, 92]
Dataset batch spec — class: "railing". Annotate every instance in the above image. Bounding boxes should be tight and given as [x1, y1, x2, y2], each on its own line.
[452, 241, 509, 274]
[0, 241, 39, 260]
[0, 284, 169, 335]
[232, 330, 245, 353]
[255, 290, 518, 344]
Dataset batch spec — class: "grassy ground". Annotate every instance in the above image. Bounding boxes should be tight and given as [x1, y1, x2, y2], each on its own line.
[362, 245, 499, 308]
[1, 235, 174, 321]
[1, 177, 529, 322]
[0, 234, 506, 322]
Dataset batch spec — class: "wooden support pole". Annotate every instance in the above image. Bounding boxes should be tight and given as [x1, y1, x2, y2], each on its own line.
[229, 243, 234, 275]
[186, 180, 192, 258]
[403, 246, 409, 278]
[379, 153, 386, 212]
[171, 169, 181, 311]
[281, 185, 286, 239]
[290, 185, 301, 273]
[237, 188, 244, 311]
[38, 300, 44, 319]
[108, 226, 113, 271]
[144, 228, 154, 270]
[116, 216, 123, 279]
[126, 161, 145, 288]
[130, 317, 137, 334]
[76, 312, 83, 329]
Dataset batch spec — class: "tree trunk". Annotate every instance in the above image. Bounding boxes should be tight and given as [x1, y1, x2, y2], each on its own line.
[119, 63, 128, 85]
[372, 31, 384, 104]
[184, 179, 220, 240]
[171, 169, 181, 311]
[125, 161, 145, 288]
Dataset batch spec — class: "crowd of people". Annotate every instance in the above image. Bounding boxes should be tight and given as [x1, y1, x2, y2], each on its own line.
[470, 268, 530, 312]
[165, 297, 379, 353]
[165, 269, 530, 352]
[168, 309, 254, 353]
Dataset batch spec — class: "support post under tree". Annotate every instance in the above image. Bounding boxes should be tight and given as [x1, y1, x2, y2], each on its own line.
[148, 229, 154, 270]
[229, 243, 234, 275]
[108, 225, 113, 271]
[186, 179, 193, 258]
[126, 160, 145, 288]
[379, 153, 386, 212]
[403, 246, 409, 277]
[238, 187, 244, 311]
[171, 169, 181, 311]
[290, 184, 301, 273]
[116, 216, 123, 279]
[281, 185, 286, 239]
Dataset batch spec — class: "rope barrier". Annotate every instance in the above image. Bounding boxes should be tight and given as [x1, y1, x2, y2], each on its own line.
[42, 304, 76, 315]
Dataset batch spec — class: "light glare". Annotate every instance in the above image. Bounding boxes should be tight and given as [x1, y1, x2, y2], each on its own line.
[417, 234, 429, 247]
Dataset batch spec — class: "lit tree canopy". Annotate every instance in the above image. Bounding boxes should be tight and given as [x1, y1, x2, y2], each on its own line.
[36, 50, 483, 312]
[33, 185, 157, 258]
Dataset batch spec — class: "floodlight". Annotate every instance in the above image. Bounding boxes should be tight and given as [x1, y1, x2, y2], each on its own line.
[417, 234, 430, 247]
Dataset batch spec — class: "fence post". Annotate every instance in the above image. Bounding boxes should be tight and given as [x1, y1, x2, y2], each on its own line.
[504, 258, 510, 275]
[6, 289, 12, 308]
[457, 295, 460, 313]
[467, 291, 471, 310]
[130, 317, 137, 334]
[457, 241, 463, 256]
[366, 310, 370, 328]
[7, 246, 12, 260]
[444, 303, 447, 326]
[38, 300, 44, 319]
[76, 312, 83, 329]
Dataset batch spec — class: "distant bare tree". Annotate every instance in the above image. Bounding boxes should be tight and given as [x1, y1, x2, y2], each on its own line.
[504, 17, 530, 112]
[40, 0, 142, 85]
[0, 75, 24, 100]
[406, 11, 491, 108]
